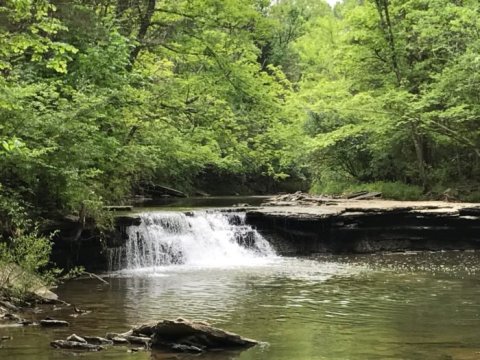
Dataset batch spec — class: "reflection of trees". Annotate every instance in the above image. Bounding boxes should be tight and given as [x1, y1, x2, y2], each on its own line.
[122, 269, 254, 325]
[58, 254, 480, 360]
[56, 277, 132, 332]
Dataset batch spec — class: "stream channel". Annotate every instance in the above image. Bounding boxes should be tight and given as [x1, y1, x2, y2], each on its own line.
[1, 197, 480, 359]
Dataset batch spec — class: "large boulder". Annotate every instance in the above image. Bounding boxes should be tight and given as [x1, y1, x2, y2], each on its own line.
[131, 318, 258, 352]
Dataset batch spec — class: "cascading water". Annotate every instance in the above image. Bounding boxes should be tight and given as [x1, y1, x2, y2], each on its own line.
[109, 211, 276, 271]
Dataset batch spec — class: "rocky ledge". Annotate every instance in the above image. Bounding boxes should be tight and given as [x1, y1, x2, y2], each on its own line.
[51, 318, 258, 354]
[245, 196, 480, 254]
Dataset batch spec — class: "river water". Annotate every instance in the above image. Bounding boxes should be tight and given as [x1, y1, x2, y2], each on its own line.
[1, 207, 480, 360]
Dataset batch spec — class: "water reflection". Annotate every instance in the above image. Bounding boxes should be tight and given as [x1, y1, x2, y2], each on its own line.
[2, 252, 480, 360]
[117, 258, 364, 325]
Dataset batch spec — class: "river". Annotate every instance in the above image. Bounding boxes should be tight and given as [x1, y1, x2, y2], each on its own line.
[1, 201, 480, 359]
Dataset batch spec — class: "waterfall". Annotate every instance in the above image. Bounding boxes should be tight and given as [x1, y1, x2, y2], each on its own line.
[109, 211, 276, 271]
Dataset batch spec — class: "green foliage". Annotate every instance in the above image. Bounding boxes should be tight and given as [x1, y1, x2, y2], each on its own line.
[0, 230, 54, 280]
[463, 191, 480, 203]
[0, 191, 57, 298]
[0, 0, 308, 243]
[312, 179, 423, 201]
[1, 0, 479, 286]
[295, 0, 480, 196]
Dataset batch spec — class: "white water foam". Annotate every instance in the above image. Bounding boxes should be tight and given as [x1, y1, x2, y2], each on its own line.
[110, 211, 276, 271]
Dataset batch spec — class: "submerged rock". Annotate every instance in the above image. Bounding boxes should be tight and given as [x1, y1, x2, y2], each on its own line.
[130, 318, 258, 352]
[40, 318, 69, 327]
[125, 335, 151, 346]
[1, 313, 22, 322]
[52, 334, 114, 352]
[83, 336, 113, 345]
[51, 340, 103, 351]
[111, 336, 129, 344]
[66, 334, 87, 343]
[170, 343, 204, 353]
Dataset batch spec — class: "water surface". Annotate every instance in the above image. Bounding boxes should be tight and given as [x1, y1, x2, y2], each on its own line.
[2, 252, 480, 360]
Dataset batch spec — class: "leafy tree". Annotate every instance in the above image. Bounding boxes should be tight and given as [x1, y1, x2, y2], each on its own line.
[296, 0, 480, 197]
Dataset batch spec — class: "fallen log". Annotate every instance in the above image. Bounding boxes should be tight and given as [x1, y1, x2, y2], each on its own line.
[349, 191, 382, 200]
[142, 184, 187, 198]
[345, 191, 368, 199]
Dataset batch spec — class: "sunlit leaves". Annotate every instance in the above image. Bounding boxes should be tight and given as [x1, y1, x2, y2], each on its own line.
[0, 0, 77, 73]
[293, 0, 480, 191]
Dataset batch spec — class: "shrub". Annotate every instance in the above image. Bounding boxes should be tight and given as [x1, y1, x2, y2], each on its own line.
[0, 229, 57, 299]
[0, 190, 57, 299]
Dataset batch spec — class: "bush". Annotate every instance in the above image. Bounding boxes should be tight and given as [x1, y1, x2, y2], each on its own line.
[0, 229, 57, 299]
[464, 191, 480, 203]
[0, 190, 57, 299]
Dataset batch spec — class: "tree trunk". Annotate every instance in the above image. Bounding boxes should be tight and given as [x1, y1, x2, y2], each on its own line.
[411, 122, 428, 192]
[115, 0, 130, 19]
[127, 0, 156, 71]
[374, 0, 401, 85]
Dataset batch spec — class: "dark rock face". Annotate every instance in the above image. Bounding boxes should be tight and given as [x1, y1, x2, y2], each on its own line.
[132, 318, 258, 352]
[50, 215, 141, 271]
[246, 207, 480, 254]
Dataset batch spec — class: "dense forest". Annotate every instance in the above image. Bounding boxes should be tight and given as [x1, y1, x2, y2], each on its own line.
[1, 0, 480, 272]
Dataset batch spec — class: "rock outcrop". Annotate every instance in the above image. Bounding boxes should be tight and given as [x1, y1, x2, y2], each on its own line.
[246, 199, 480, 254]
[130, 318, 258, 352]
[50, 318, 258, 354]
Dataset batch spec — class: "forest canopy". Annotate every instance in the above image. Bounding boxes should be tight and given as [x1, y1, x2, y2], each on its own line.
[1, 0, 479, 231]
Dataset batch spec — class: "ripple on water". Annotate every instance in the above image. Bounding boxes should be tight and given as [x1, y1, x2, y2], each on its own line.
[2, 252, 480, 360]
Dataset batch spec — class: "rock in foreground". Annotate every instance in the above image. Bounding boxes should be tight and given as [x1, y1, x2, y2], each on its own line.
[51, 318, 258, 354]
[131, 318, 258, 352]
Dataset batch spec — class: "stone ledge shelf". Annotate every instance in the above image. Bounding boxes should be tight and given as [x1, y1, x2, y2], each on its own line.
[244, 200, 480, 254]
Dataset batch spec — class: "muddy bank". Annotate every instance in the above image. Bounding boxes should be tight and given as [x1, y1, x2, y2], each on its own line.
[245, 199, 480, 254]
